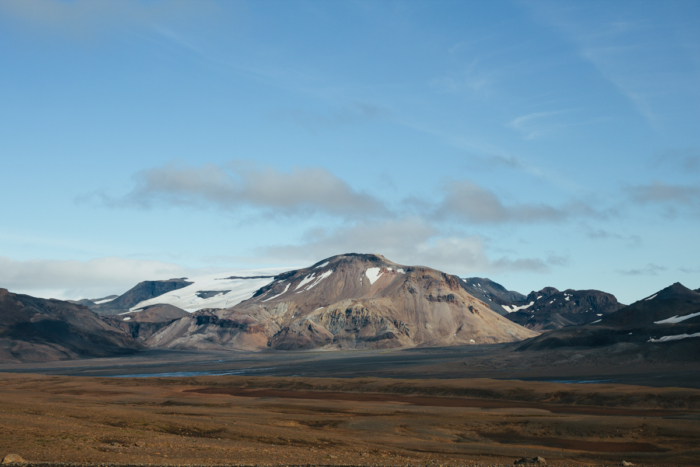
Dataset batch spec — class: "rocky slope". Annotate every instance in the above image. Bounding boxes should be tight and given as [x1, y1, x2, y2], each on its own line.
[102, 304, 189, 342]
[148, 254, 539, 351]
[517, 282, 700, 353]
[500, 287, 624, 330]
[0, 288, 141, 363]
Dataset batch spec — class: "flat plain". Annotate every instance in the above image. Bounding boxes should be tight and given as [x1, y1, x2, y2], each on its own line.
[1, 347, 700, 466]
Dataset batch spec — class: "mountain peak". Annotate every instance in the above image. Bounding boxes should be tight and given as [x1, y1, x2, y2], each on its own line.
[641, 282, 698, 303]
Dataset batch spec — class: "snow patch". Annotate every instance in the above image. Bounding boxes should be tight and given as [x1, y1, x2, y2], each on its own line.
[654, 311, 700, 324]
[397, 269, 405, 274]
[93, 297, 116, 305]
[565, 296, 570, 301]
[501, 301, 535, 313]
[537, 296, 542, 300]
[295, 274, 317, 291]
[365, 268, 383, 285]
[314, 261, 329, 269]
[262, 283, 290, 302]
[122, 317, 131, 321]
[591, 319, 602, 323]
[649, 332, 700, 343]
[305, 269, 333, 291]
[645, 294, 658, 301]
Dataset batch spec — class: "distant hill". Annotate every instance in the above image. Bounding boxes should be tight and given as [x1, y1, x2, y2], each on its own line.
[501, 287, 624, 330]
[148, 254, 538, 351]
[0, 288, 141, 363]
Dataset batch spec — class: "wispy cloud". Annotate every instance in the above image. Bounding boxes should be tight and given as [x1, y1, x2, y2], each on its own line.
[626, 181, 700, 217]
[429, 180, 596, 224]
[507, 109, 589, 140]
[88, 162, 388, 220]
[653, 147, 700, 172]
[87, 161, 600, 226]
[0, 0, 219, 40]
[523, 1, 683, 129]
[585, 228, 641, 247]
[270, 102, 390, 130]
[429, 58, 501, 97]
[617, 263, 666, 276]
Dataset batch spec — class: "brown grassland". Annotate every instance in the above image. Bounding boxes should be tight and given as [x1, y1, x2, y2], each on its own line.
[1, 373, 699, 466]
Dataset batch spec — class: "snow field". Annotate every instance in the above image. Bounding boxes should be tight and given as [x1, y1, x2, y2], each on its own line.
[129, 267, 289, 313]
[654, 311, 700, 324]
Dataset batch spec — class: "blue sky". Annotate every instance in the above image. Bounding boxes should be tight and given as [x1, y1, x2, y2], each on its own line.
[1, 0, 699, 303]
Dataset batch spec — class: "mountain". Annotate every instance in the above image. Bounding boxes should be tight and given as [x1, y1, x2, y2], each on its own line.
[89, 279, 193, 315]
[500, 287, 624, 330]
[148, 254, 539, 351]
[0, 288, 141, 363]
[459, 277, 525, 315]
[517, 282, 700, 353]
[102, 304, 189, 342]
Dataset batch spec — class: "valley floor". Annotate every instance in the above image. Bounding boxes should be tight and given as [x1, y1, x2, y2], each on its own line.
[1, 344, 700, 388]
[0, 372, 699, 465]
[2, 346, 700, 466]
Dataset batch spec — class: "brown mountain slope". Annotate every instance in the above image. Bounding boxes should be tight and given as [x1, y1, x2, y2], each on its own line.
[0, 288, 141, 363]
[148, 254, 538, 351]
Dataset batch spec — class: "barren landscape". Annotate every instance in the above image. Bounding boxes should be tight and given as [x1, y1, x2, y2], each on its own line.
[2, 346, 700, 466]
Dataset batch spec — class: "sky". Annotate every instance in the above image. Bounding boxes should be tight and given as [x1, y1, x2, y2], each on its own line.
[1, 0, 699, 303]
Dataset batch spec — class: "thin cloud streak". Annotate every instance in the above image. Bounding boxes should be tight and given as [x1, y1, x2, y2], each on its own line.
[617, 263, 667, 276]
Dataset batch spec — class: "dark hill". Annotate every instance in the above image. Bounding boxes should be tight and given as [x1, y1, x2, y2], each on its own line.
[516, 283, 700, 361]
[0, 288, 141, 363]
[502, 287, 624, 330]
[601, 282, 700, 327]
